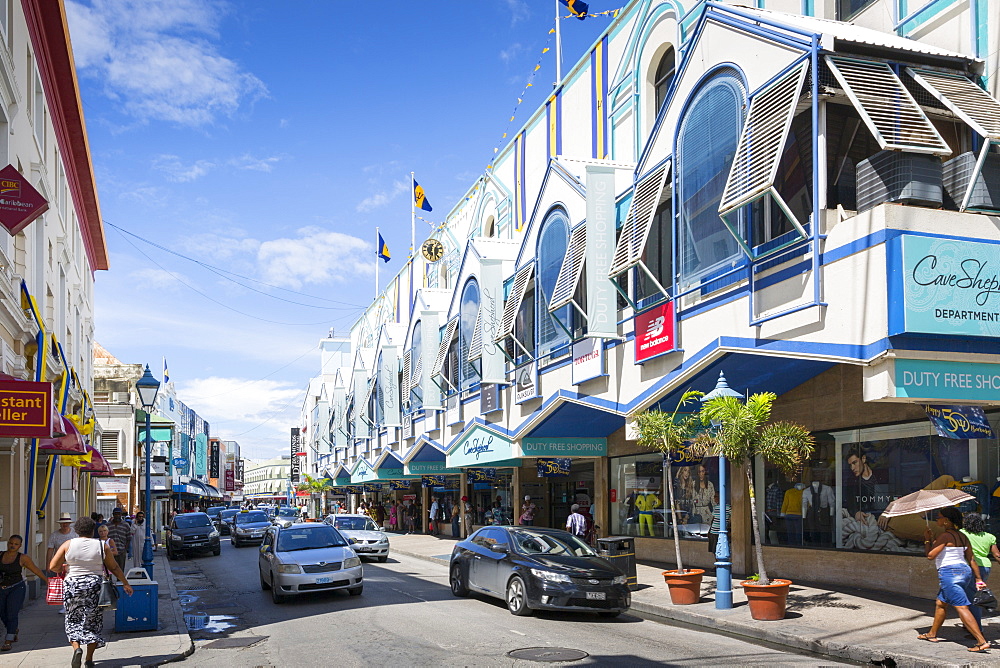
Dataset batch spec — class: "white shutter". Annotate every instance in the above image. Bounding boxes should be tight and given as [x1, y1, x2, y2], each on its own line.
[495, 264, 535, 344]
[907, 68, 1000, 141]
[720, 63, 808, 215]
[411, 353, 423, 392]
[467, 309, 483, 362]
[100, 431, 119, 461]
[548, 223, 588, 312]
[401, 351, 411, 400]
[825, 56, 950, 155]
[608, 162, 670, 278]
[431, 319, 459, 377]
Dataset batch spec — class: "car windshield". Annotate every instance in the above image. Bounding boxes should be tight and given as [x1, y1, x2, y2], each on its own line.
[334, 517, 377, 531]
[235, 512, 268, 524]
[510, 530, 597, 557]
[174, 515, 212, 529]
[276, 508, 298, 518]
[220, 510, 239, 519]
[205, 507, 224, 517]
[276, 526, 347, 552]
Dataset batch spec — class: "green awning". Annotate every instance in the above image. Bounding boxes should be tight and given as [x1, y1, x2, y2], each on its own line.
[136, 411, 174, 442]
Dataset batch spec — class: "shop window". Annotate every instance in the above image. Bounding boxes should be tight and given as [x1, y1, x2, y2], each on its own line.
[458, 279, 481, 391]
[536, 209, 572, 359]
[677, 71, 745, 290]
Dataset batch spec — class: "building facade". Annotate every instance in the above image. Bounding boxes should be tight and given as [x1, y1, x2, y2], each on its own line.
[244, 455, 292, 503]
[0, 0, 108, 575]
[321, 0, 1000, 598]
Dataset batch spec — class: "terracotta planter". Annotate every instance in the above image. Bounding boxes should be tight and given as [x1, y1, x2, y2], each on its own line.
[741, 578, 791, 621]
[662, 568, 705, 605]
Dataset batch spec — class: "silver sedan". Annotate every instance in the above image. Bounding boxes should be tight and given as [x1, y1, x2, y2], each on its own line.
[325, 514, 390, 562]
[258, 523, 363, 604]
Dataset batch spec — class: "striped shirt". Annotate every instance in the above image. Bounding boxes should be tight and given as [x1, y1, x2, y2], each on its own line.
[709, 504, 732, 535]
[566, 512, 587, 537]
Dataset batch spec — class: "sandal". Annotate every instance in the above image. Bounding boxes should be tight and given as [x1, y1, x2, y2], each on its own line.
[969, 642, 991, 653]
[917, 633, 943, 642]
[0, 640, 12, 652]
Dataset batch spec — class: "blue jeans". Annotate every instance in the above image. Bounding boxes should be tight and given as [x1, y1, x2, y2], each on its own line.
[0, 580, 26, 640]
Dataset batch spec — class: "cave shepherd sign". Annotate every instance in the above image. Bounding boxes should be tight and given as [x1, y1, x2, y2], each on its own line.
[0, 165, 49, 235]
[0, 380, 52, 438]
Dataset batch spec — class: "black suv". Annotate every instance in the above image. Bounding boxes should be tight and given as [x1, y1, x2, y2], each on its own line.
[166, 512, 221, 559]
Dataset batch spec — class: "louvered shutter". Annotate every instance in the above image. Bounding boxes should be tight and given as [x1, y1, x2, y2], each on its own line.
[608, 162, 670, 278]
[495, 264, 535, 343]
[467, 310, 483, 362]
[431, 319, 459, 377]
[908, 68, 1000, 141]
[549, 223, 587, 311]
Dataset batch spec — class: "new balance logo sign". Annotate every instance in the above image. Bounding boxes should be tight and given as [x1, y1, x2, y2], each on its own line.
[645, 316, 665, 339]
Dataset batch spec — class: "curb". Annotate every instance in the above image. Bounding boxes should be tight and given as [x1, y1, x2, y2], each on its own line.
[151, 550, 195, 666]
[390, 546, 967, 668]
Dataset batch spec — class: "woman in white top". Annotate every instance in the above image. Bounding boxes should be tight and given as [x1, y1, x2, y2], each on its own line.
[96, 524, 117, 557]
[49, 517, 133, 668]
[918, 506, 988, 652]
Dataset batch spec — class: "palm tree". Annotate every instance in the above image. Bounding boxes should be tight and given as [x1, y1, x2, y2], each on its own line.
[633, 390, 704, 574]
[696, 392, 814, 586]
[297, 475, 333, 511]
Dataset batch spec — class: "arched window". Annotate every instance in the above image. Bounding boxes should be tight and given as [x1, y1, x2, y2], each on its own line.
[458, 279, 480, 390]
[484, 216, 496, 238]
[654, 46, 676, 112]
[677, 70, 745, 288]
[536, 209, 571, 358]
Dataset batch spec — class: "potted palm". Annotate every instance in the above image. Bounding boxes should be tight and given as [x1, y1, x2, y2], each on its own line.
[697, 391, 814, 621]
[634, 390, 705, 605]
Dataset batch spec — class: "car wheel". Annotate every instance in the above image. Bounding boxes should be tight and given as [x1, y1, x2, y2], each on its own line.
[598, 611, 623, 618]
[377, 555, 388, 563]
[450, 564, 469, 597]
[233, 540, 240, 548]
[260, 572, 270, 590]
[348, 585, 363, 596]
[213, 548, 221, 556]
[270, 576, 285, 604]
[166, 547, 175, 560]
[506, 575, 531, 616]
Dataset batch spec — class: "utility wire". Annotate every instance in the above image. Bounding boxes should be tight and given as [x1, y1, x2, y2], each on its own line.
[105, 221, 366, 310]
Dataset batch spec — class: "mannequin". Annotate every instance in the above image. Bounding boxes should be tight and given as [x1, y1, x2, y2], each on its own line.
[634, 490, 661, 537]
[802, 479, 835, 545]
[953, 475, 987, 514]
[780, 483, 805, 546]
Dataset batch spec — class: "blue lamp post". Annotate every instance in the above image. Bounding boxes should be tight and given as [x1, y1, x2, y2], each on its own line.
[135, 365, 161, 580]
[701, 371, 743, 611]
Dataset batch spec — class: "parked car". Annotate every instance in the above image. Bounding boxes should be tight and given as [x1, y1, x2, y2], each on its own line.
[231, 510, 271, 547]
[449, 526, 630, 617]
[258, 523, 362, 604]
[324, 514, 389, 562]
[273, 507, 300, 525]
[217, 509, 240, 534]
[166, 512, 221, 559]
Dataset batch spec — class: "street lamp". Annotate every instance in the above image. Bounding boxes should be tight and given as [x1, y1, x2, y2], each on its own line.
[136, 365, 161, 580]
[701, 371, 743, 611]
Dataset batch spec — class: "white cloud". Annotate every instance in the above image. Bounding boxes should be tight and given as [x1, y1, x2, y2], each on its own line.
[66, 0, 266, 126]
[500, 42, 525, 64]
[228, 154, 281, 172]
[129, 267, 184, 289]
[152, 154, 215, 182]
[504, 0, 530, 24]
[257, 226, 373, 289]
[355, 180, 408, 213]
[179, 231, 261, 262]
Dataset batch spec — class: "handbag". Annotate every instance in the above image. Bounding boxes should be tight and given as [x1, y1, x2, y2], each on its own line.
[973, 587, 997, 610]
[97, 541, 120, 609]
[46, 575, 64, 605]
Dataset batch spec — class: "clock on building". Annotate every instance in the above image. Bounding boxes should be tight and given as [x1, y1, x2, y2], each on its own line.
[421, 238, 445, 262]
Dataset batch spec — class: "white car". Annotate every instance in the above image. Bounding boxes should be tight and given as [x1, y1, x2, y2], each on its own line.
[258, 523, 363, 603]
[325, 514, 390, 562]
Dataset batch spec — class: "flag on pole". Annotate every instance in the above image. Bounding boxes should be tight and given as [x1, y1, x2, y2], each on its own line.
[163, 358, 170, 384]
[413, 179, 433, 212]
[559, 0, 589, 19]
[377, 233, 391, 263]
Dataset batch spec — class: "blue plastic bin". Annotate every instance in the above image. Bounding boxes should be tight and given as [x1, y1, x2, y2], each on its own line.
[114, 568, 158, 632]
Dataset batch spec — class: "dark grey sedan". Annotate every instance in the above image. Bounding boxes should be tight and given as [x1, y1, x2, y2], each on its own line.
[231, 510, 271, 547]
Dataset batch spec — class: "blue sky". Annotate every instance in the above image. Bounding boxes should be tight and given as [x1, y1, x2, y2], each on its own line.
[66, 0, 614, 461]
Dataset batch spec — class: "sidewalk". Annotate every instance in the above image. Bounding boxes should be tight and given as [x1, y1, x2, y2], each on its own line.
[387, 531, 1000, 668]
[5, 551, 193, 668]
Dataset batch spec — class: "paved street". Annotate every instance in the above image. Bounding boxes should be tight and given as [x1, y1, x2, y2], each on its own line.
[168, 535, 849, 667]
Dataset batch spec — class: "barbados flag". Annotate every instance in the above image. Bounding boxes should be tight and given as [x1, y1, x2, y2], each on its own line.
[413, 179, 432, 212]
[163, 358, 170, 384]
[559, 0, 589, 19]
[377, 233, 391, 263]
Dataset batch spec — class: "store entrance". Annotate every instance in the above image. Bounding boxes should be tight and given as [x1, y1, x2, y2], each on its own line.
[542, 461, 595, 530]
[471, 470, 514, 525]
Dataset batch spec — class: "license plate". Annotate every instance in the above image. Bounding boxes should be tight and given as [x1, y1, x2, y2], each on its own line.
[356, 546, 372, 552]
[189, 542, 206, 547]
[315, 577, 333, 584]
[586, 591, 606, 600]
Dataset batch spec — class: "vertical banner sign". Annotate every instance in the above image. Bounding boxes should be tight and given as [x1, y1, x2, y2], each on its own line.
[236, 459, 244, 482]
[352, 368, 370, 440]
[380, 345, 401, 427]
[421, 311, 442, 409]
[479, 258, 505, 383]
[290, 428, 301, 484]
[480, 383, 500, 414]
[586, 165, 617, 338]
[224, 463, 235, 492]
[209, 440, 220, 478]
[332, 384, 346, 450]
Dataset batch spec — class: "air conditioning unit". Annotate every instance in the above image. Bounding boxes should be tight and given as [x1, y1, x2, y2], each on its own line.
[943, 150, 1000, 214]
[856, 150, 942, 213]
[112, 392, 130, 403]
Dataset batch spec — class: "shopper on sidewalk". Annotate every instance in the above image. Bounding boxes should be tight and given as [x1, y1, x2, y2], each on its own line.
[130, 512, 147, 570]
[961, 512, 1000, 630]
[0, 535, 48, 652]
[451, 499, 461, 537]
[45, 513, 78, 614]
[462, 496, 473, 536]
[429, 497, 439, 535]
[50, 516, 134, 668]
[566, 504, 587, 537]
[519, 496, 537, 526]
[918, 507, 989, 653]
[105, 509, 131, 576]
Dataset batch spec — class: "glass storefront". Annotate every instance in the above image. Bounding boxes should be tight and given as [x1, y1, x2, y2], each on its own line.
[609, 453, 723, 541]
[471, 470, 514, 525]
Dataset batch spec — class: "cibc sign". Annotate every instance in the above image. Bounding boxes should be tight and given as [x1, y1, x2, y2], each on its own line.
[290, 428, 301, 484]
[0, 380, 52, 438]
[0, 165, 49, 235]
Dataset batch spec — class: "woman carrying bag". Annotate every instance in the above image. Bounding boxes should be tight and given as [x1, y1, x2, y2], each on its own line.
[49, 517, 133, 668]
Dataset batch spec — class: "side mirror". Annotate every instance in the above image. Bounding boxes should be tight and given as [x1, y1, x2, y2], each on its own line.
[490, 543, 509, 553]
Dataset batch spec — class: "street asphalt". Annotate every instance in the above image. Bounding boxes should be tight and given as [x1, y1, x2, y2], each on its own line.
[167, 534, 852, 667]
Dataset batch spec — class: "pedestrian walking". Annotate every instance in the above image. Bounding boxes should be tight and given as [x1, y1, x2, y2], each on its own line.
[1, 535, 48, 652]
[566, 504, 587, 537]
[130, 512, 147, 569]
[388, 501, 398, 532]
[462, 496, 473, 536]
[96, 525, 117, 557]
[429, 497, 439, 535]
[105, 509, 131, 576]
[45, 513, 78, 613]
[49, 516, 134, 668]
[708, 495, 732, 553]
[917, 507, 990, 653]
[962, 512, 1000, 630]
[451, 499, 461, 537]
[519, 496, 537, 526]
